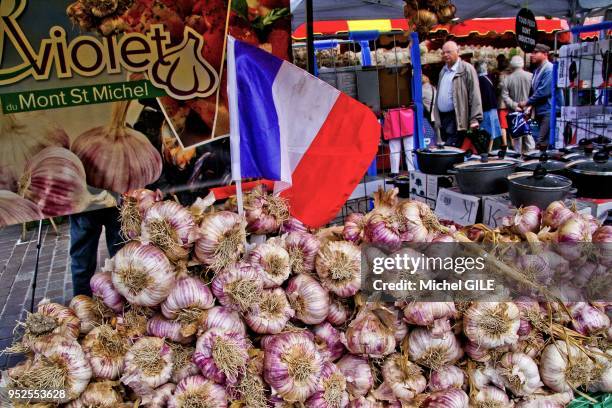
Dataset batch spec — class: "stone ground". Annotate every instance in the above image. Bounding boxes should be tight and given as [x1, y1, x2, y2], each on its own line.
[0, 221, 110, 369]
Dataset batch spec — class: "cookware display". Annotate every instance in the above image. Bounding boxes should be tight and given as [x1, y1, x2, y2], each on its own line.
[565, 151, 612, 199]
[450, 159, 517, 195]
[516, 153, 566, 176]
[415, 145, 465, 175]
[507, 166, 574, 209]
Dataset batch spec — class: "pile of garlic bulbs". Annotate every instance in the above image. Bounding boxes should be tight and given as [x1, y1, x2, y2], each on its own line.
[3, 187, 610, 408]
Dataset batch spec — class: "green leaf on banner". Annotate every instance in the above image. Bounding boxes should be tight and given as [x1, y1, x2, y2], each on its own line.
[568, 393, 612, 408]
[231, 0, 248, 20]
[251, 7, 289, 30]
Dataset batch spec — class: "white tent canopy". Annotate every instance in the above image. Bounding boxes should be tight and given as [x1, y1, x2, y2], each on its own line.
[290, 0, 606, 31]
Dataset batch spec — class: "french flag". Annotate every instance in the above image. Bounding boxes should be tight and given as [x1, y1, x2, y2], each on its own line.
[227, 36, 380, 228]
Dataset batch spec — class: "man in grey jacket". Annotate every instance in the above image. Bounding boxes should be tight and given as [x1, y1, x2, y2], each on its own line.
[433, 41, 483, 147]
[502, 55, 535, 152]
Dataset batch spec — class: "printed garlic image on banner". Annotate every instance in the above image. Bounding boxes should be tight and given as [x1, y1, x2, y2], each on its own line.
[0, 0, 292, 228]
[149, 28, 219, 100]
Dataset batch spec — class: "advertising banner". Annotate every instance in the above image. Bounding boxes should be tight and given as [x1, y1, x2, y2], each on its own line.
[0, 0, 291, 227]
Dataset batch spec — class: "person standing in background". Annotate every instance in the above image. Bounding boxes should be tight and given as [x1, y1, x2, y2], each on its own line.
[476, 61, 503, 151]
[496, 56, 512, 149]
[421, 74, 437, 145]
[502, 55, 536, 152]
[384, 107, 416, 177]
[519, 44, 554, 146]
[433, 41, 483, 148]
[70, 207, 124, 296]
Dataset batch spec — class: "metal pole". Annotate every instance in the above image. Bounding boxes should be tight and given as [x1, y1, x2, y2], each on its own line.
[549, 61, 559, 148]
[29, 219, 43, 312]
[305, 0, 315, 75]
[410, 32, 425, 151]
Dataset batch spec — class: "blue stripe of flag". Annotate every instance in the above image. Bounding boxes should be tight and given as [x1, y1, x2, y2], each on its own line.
[235, 40, 284, 180]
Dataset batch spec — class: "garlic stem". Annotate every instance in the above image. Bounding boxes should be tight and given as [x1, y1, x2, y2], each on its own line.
[109, 100, 131, 137]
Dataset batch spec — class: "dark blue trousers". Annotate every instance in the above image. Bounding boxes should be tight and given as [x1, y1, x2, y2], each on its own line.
[69, 207, 124, 297]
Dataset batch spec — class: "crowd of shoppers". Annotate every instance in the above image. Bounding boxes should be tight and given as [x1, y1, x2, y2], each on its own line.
[418, 40, 557, 156]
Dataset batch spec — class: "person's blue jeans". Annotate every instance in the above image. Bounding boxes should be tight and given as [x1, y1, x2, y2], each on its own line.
[70, 207, 124, 297]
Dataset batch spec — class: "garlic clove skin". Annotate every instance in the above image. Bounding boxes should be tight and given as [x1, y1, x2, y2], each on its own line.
[71, 101, 162, 193]
[195, 211, 247, 273]
[497, 352, 543, 397]
[9, 337, 92, 403]
[0, 190, 42, 227]
[327, 297, 351, 326]
[111, 241, 176, 307]
[161, 275, 215, 332]
[381, 353, 427, 401]
[336, 354, 374, 397]
[75, 380, 124, 407]
[315, 241, 362, 298]
[20, 147, 116, 217]
[69, 295, 112, 335]
[428, 365, 466, 392]
[248, 242, 291, 288]
[263, 332, 324, 403]
[473, 385, 512, 407]
[211, 263, 264, 313]
[285, 231, 322, 274]
[147, 314, 194, 344]
[420, 388, 469, 408]
[569, 302, 611, 336]
[0, 111, 69, 192]
[313, 321, 346, 362]
[286, 273, 330, 325]
[407, 328, 463, 370]
[514, 391, 574, 408]
[202, 306, 247, 336]
[90, 270, 125, 313]
[343, 213, 366, 243]
[342, 306, 396, 358]
[170, 343, 199, 384]
[193, 327, 250, 385]
[81, 324, 129, 380]
[142, 383, 176, 407]
[168, 374, 228, 408]
[539, 341, 595, 392]
[121, 336, 174, 397]
[463, 302, 520, 349]
[587, 347, 612, 393]
[402, 301, 458, 327]
[141, 201, 197, 262]
[245, 287, 295, 334]
[305, 361, 350, 408]
[347, 396, 384, 408]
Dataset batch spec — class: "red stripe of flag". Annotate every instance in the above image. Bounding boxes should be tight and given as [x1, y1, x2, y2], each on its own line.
[281, 93, 380, 228]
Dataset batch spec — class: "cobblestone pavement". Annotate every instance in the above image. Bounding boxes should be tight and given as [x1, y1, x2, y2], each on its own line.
[0, 221, 109, 369]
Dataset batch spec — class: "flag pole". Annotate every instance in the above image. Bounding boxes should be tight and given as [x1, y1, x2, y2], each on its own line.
[217, 1, 248, 250]
[235, 179, 245, 217]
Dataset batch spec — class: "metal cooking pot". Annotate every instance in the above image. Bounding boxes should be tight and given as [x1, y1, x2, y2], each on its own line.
[450, 159, 517, 195]
[508, 166, 574, 209]
[560, 144, 597, 162]
[523, 147, 566, 162]
[389, 176, 411, 198]
[565, 151, 612, 199]
[516, 153, 566, 176]
[415, 145, 465, 175]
